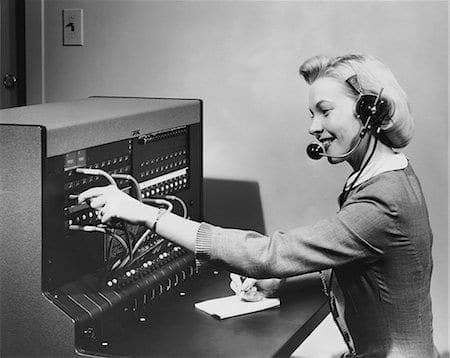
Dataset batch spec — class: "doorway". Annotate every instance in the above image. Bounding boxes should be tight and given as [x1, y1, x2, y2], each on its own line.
[1, 0, 26, 109]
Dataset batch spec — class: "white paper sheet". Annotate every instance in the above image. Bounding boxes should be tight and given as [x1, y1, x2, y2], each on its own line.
[194, 295, 280, 319]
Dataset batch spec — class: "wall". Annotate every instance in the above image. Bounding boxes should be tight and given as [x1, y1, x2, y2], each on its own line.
[27, 0, 448, 353]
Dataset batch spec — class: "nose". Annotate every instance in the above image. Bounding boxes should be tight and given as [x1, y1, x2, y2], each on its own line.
[308, 117, 323, 136]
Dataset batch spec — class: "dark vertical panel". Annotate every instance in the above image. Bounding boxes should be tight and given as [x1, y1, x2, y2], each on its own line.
[15, 0, 26, 106]
[203, 178, 266, 234]
[0, 0, 26, 108]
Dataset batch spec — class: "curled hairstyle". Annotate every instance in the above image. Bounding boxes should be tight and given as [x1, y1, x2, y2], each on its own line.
[299, 54, 414, 148]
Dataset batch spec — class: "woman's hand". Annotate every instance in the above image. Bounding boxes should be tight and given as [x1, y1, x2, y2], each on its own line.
[229, 273, 283, 301]
[78, 185, 157, 225]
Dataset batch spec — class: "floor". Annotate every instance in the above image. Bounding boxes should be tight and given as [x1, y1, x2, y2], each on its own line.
[291, 314, 449, 358]
[290, 313, 348, 358]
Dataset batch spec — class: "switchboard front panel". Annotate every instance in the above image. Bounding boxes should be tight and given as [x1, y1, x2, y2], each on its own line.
[0, 97, 202, 357]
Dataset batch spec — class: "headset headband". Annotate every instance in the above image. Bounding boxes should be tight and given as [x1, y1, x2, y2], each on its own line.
[345, 74, 363, 94]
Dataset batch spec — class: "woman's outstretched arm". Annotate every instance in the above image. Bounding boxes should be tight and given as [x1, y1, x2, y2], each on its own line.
[79, 177, 397, 279]
[78, 185, 201, 251]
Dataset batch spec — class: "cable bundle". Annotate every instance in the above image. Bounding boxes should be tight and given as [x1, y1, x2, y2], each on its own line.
[68, 168, 189, 274]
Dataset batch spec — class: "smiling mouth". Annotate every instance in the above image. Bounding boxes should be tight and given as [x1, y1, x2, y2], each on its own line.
[320, 137, 335, 150]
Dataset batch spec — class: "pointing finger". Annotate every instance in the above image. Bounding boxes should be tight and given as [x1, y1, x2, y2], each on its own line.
[78, 185, 115, 204]
[78, 187, 106, 204]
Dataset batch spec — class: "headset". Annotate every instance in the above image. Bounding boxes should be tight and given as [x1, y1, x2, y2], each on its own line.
[306, 74, 390, 160]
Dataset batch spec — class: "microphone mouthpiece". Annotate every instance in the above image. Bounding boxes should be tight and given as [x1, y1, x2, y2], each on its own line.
[306, 143, 324, 160]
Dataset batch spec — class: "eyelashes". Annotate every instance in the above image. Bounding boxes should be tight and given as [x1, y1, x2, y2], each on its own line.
[309, 107, 334, 119]
[322, 109, 331, 117]
[311, 109, 332, 118]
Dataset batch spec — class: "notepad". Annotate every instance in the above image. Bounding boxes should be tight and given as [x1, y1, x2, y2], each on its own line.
[194, 295, 280, 319]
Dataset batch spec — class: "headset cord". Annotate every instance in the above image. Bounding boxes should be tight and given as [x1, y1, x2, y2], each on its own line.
[339, 136, 378, 205]
[319, 137, 379, 356]
[318, 271, 356, 356]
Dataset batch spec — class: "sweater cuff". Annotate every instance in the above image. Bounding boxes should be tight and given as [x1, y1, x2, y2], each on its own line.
[195, 222, 215, 267]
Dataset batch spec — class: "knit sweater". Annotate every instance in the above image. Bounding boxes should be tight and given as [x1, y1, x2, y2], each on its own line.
[195, 164, 435, 357]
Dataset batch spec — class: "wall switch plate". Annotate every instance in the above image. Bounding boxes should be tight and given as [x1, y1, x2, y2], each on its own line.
[63, 9, 83, 46]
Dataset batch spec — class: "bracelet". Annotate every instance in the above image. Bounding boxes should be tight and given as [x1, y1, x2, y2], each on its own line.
[151, 208, 167, 233]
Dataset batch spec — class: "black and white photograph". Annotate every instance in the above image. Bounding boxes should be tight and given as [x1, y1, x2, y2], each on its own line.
[0, 1, 448, 357]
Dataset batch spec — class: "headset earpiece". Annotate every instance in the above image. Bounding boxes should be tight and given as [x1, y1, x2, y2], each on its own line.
[346, 75, 390, 130]
[354, 94, 389, 128]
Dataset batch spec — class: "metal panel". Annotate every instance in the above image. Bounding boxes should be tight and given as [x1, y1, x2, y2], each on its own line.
[0, 98, 203, 356]
[0, 124, 75, 356]
[0, 97, 201, 156]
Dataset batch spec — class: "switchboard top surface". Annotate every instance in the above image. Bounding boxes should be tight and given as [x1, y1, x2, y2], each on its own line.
[0, 97, 200, 128]
[0, 97, 201, 157]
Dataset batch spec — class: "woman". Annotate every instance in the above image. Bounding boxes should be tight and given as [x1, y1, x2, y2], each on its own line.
[79, 54, 437, 357]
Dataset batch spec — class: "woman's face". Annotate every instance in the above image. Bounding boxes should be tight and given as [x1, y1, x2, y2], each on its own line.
[308, 76, 363, 166]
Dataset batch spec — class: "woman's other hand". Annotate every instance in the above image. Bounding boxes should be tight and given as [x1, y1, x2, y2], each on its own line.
[229, 273, 283, 301]
[78, 185, 157, 225]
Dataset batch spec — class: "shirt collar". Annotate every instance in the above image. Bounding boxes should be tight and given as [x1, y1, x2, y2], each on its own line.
[344, 139, 408, 191]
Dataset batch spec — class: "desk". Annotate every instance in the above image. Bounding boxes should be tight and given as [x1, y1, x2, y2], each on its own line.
[100, 268, 329, 357]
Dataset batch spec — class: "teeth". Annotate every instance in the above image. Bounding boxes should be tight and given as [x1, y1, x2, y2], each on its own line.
[322, 138, 334, 150]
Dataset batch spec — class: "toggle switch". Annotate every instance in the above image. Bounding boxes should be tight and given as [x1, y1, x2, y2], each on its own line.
[63, 9, 84, 46]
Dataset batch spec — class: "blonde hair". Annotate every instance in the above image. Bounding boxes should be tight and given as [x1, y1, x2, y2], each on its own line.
[299, 54, 414, 148]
